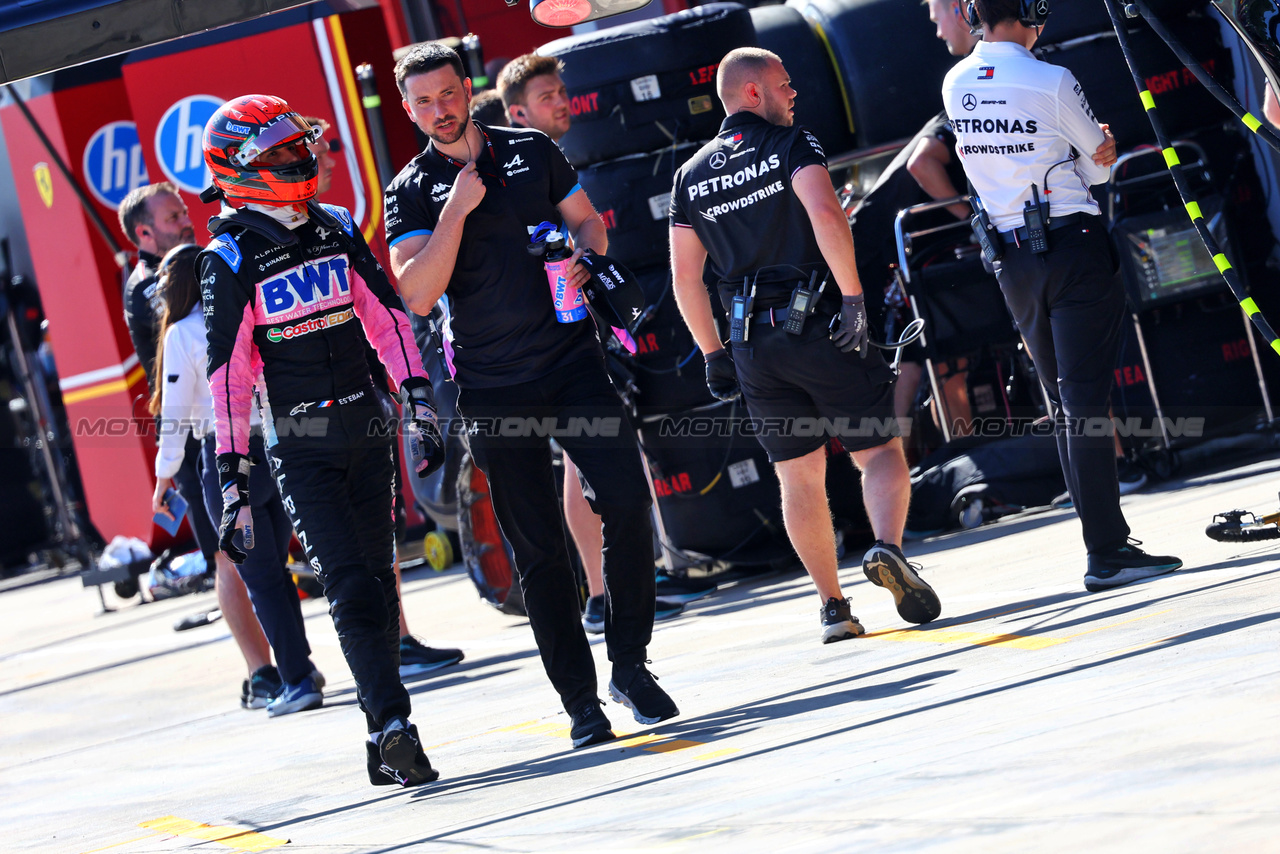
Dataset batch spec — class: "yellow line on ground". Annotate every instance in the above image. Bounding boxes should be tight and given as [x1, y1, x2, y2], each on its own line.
[863, 628, 1063, 650]
[615, 733, 667, 749]
[76, 832, 163, 854]
[694, 748, 740, 761]
[645, 739, 703, 754]
[1057, 609, 1171, 641]
[139, 816, 287, 851]
[496, 719, 541, 732]
[864, 608, 1173, 651]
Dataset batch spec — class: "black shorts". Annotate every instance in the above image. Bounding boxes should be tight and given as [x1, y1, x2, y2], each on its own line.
[733, 314, 899, 462]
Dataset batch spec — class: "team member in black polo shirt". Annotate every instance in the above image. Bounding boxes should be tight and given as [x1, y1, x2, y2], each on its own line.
[385, 43, 678, 747]
[670, 48, 943, 643]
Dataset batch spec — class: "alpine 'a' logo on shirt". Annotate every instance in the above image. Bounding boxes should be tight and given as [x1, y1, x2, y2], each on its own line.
[978, 66, 995, 80]
[503, 155, 523, 169]
[259, 255, 351, 319]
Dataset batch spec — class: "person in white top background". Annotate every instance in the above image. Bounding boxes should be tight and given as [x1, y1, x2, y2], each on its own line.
[941, 0, 1181, 593]
[148, 244, 324, 716]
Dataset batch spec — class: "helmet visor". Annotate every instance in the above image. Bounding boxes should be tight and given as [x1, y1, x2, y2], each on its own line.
[232, 113, 321, 168]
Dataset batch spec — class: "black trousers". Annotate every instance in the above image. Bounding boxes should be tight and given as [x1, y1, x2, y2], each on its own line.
[267, 400, 408, 732]
[172, 432, 217, 565]
[200, 433, 316, 685]
[995, 218, 1131, 554]
[458, 354, 654, 712]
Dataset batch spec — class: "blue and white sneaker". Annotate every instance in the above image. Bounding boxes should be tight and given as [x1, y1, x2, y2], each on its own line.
[266, 674, 323, 717]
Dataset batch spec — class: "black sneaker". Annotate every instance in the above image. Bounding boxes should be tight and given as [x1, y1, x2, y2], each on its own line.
[240, 665, 282, 710]
[582, 595, 605, 635]
[654, 597, 684, 622]
[374, 719, 439, 786]
[608, 662, 679, 725]
[1085, 540, 1181, 592]
[399, 636, 464, 678]
[862, 541, 942, 624]
[569, 699, 615, 748]
[654, 571, 718, 603]
[820, 596, 865, 644]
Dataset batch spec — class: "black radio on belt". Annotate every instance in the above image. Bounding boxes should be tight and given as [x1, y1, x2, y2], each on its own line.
[783, 271, 825, 335]
[730, 278, 755, 344]
[969, 194, 1003, 263]
[1022, 184, 1050, 254]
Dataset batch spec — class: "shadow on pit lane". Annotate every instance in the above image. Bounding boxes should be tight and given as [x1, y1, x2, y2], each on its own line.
[898, 562, 1280, 640]
[317, 668, 521, 711]
[316, 649, 543, 706]
[337, 608, 1280, 852]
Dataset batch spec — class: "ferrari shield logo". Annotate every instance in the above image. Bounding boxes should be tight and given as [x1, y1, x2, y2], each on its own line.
[33, 162, 53, 208]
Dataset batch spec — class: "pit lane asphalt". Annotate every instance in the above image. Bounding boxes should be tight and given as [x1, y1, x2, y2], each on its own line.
[2, 453, 1278, 853]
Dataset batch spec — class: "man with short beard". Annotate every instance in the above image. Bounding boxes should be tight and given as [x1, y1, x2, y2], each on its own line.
[120, 182, 196, 392]
[385, 43, 679, 749]
[670, 48, 944, 644]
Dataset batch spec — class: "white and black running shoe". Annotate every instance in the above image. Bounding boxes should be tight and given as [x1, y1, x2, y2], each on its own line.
[862, 541, 942, 624]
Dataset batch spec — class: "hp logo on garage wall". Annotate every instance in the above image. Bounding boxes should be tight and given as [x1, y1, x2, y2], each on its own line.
[155, 95, 222, 194]
[83, 121, 149, 209]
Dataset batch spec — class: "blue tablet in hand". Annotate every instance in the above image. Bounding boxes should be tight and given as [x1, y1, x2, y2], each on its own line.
[154, 488, 188, 536]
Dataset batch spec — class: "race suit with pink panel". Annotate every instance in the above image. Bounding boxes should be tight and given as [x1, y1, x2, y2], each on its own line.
[201, 202, 427, 733]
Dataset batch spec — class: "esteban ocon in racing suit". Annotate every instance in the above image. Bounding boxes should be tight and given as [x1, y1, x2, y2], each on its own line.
[199, 94, 443, 787]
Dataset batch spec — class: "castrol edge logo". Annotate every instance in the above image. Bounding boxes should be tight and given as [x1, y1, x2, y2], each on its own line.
[266, 308, 355, 343]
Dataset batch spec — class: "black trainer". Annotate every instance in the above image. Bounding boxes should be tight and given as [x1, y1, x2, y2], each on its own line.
[569, 700, 615, 748]
[1085, 540, 1182, 592]
[608, 662, 679, 725]
[820, 596, 865, 644]
[862, 541, 942, 624]
[370, 720, 439, 787]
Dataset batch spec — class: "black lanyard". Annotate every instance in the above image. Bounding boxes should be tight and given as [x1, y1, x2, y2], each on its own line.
[430, 122, 506, 187]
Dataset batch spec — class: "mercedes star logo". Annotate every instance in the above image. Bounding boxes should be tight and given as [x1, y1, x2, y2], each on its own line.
[710, 151, 727, 169]
[962, 93, 977, 111]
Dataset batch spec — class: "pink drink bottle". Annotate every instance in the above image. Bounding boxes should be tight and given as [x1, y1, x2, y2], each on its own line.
[541, 230, 587, 323]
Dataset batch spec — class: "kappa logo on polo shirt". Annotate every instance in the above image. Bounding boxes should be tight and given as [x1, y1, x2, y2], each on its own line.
[430, 182, 450, 202]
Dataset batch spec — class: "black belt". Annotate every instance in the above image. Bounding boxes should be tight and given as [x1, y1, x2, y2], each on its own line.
[999, 212, 1086, 247]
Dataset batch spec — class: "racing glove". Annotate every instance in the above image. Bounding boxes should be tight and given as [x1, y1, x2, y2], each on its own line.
[399, 376, 445, 478]
[216, 452, 254, 564]
[704, 349, 741, 402]
[831, 293, 869, 357]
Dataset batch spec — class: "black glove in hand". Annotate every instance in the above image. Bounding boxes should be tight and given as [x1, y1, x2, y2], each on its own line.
[831, 293, 869, 357]
[704, 349, 741, 402]
[216, 452, 253, 564]
[399, 376, 445, 478]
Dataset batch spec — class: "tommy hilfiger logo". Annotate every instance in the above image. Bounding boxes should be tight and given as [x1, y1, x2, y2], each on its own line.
[978, 67, 995, 79]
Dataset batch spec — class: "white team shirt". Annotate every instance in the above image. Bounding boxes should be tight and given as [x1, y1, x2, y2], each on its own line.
[942, 40, 1110, 231]
[154, 307, 262, 479]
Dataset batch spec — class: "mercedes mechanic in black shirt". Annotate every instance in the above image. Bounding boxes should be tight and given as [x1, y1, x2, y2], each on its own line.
[669, 48, 944, 644]
[385, 43, 678, 749]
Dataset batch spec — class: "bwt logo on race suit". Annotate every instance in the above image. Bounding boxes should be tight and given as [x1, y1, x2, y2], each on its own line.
[259, 255, 352, 320]
[83, 121, 149, 209]
[155, 95, 223, 194]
